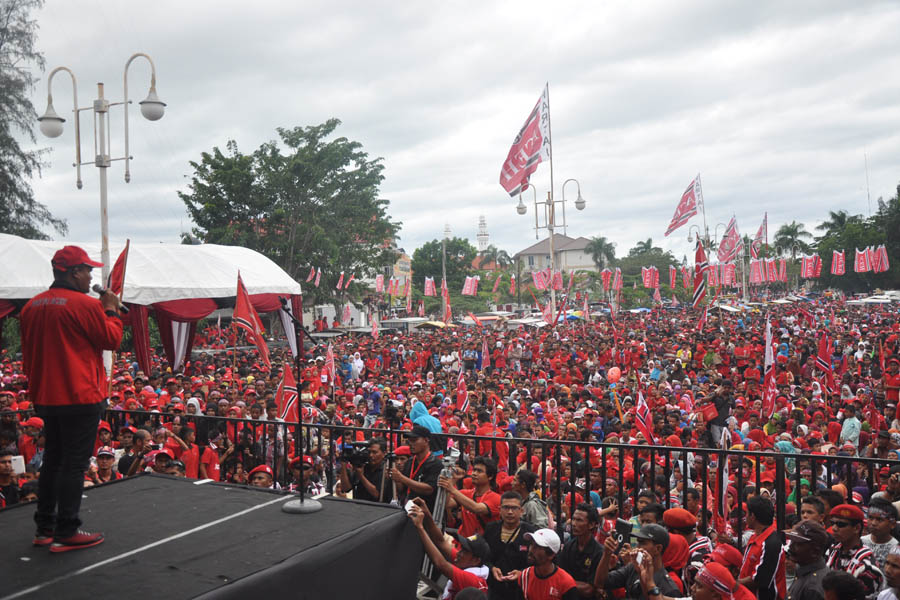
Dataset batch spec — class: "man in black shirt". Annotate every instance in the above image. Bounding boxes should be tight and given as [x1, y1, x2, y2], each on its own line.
[0, 451, 19, 507]
[484, 490, 537, 600]
[117, 429, 149, 477]
[390, 425, 442, 511]
[558, 502, 604, 597]
[338, 437, 389, 502]
[709, 379, 733, 447]
[594, 523, 681, 600]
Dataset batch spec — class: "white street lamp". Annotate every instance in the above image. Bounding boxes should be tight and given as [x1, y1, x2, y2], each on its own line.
[37, 53, 165, 282]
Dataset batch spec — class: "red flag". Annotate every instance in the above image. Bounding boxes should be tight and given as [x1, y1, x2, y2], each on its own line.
[107, 240, 130, 297]
[424, 277, 436, 296]
[336, 271, 345, 289]
[855, 248, 871, 272]
[635, 390, 655, 444]
[325, 343, 336, 382]
[344, 273, 355, 289]
[499, 84, 551, 197]
[509, 275, 516, 295]
[233, 272, 270, 367]
[492, 274, 502, 294]
[305, 266, 316, 283]
[314, 268, 321, 288]
[717, 217, 743, 263]
[482, 338, 490, 370]
[456, 370, 469, 412]
[601, 268, 612, 291]
[692, 241, 708, 308]
[371, 314, 379, 339]
[342, 303, 352, 324]
[664, 175, 701, 236]
[375, 273, 384, 293]
[275, 362, 299, 422]
[418, 300, 425, 317]
[750, 213, 767, 259]
[669, 265, 676, 289]
[468, 312, 484, 328]
[761, 316, 777, 419]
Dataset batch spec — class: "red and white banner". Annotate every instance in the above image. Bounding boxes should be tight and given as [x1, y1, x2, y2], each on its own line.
[750, 213, 767, 259]
[499, 84, 551, 197]
[532, 271, 546, 290]
[669, 265, 677, 289]
[831, 250, 845, 275]
[335, 271, 344, 289]
[717, 217, 743, 263]
[492, 274, 502, 294]
[877, 245, 890, 273]
[692, 241, 708, 308]
[761, 316, 777, 420]
[509, 274, 516, 295]
[275, 362, 299, 423]
[552, 270, 563, 291]
[375, 273, 384, 293]
[681, 266, 692, 290]
[855, 247, 871, 272]
[341, 303, 351, 324]
[456, 370, 469, 411]
[233, 272, 270, 368]
[778, 259, 787, 282]
[424, 276, 436, 296]
[749, 259, 763, 284]
[766, 258, 778, 282]
[635, 390, 655, 444]
[325, 343, 336, 382]
[305, 266, 316, 283]
[613, 267, 623, 290]
[601, 268, 612, 291]
[665, 174, 702, 237]
[344, 273, 355, 289]
[418, 300, 425, 317]
[405, 279, 412, 312]
[707, 264, 719, 287]
[314, 268, 321, 288]
[722, 263, 736, 286]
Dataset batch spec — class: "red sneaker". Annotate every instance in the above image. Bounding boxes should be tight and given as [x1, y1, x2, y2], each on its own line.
[49, 530, 104, 553]
[32, 532, 54, 547]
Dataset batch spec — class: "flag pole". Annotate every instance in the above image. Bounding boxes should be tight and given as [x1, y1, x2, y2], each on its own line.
[545, 82, 557, 318]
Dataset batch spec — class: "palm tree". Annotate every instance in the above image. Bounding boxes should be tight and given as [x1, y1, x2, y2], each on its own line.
[478, 245, 499, 268]
[628, 237, 659, 257]
[495, 249, 512, 267]
[585, 236, 616, 269]
[773, 221, 813, 258]
[815, 210, 862, 240]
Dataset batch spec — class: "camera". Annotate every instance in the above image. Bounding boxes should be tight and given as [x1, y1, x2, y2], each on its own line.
[342, 442, 371, 467]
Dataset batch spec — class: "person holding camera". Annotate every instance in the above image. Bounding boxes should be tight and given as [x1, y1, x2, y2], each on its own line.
[338, 437, 390, 503]
[593, 523, 680, 600]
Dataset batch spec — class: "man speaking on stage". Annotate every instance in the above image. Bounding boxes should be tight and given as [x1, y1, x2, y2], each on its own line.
[20, 245, 124, 553]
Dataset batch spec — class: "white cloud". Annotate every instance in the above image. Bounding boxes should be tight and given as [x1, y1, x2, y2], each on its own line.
[23, 0, 900, 264]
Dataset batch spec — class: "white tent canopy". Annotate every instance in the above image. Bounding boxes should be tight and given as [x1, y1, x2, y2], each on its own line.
[0, 234, 302, 304]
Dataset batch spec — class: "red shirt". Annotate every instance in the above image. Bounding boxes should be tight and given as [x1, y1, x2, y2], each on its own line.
[200, 446, 220, 481]
[20, 286, 123, 410]
[180, 444, 200, 479]
[448, 566, 488, 599]
[475, 424, 509, 469]
[457, 488, 501, 538]
[518, 565, 576, 600]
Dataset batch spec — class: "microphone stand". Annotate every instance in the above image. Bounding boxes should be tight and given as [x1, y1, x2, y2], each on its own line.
[279, 297, 322, 514]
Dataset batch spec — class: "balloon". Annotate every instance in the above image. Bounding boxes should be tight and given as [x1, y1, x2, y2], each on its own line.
[607, 366, 621, 383]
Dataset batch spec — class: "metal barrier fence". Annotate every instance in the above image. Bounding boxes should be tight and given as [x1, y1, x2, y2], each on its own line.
[4, 407, 898, 550]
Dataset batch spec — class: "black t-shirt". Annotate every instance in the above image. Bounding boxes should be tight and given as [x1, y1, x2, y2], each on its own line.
[557, 535, 604, 585]
[118, 452, 137, 476]
[484, 519, 537, 600]
[1, 481, 19, 507]
[351, 462, 388, 503]
[400, 452, 442, 511]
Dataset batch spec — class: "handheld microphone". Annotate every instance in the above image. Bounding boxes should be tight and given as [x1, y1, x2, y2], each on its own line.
[92, 284, 130, 314]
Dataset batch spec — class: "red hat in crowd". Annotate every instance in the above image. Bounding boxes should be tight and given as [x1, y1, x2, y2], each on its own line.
[23, 416, 44, 429]
[248, 465, 274, 478]
[51, 245, 104, 271]
[830, 503, 865, 522]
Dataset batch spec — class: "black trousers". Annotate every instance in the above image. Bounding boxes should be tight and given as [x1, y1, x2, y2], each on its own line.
[34, 410, 101, 537]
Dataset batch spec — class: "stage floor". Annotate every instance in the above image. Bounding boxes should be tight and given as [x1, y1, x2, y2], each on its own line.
[0, 474, 421, 600]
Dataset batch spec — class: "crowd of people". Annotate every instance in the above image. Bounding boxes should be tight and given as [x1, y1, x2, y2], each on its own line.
[3, 271, 900, 597]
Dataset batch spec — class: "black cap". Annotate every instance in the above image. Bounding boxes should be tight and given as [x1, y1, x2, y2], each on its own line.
[453, 531, 491, 562]
[632, 524, 670, 549]
[785, 520, 829, 549]
[406, 425, 432, 439]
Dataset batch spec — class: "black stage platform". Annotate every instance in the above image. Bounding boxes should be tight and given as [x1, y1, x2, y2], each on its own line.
[0, 474, 422, 600]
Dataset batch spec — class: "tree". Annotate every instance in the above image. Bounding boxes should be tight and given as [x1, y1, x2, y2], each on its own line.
[585, 235, 616, 269]
[180, 119, 401, 306]
[772, 221, 813, 258]
[477, 244, 511, 269]
[0, 0, 67, 239]
[815, 210, 863, 241]
[628, 237, 656, 257]
[410, 237, 477, 292]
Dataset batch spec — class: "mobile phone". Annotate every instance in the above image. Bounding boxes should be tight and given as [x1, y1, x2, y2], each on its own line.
[404, 499, 416, 514]
[614, 518, 632, 553]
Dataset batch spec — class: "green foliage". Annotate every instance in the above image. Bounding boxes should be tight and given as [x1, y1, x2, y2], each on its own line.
[773, 221, 812, 258]
[179, 119, 401, 308]
[410, 237, 477, 291]
[0, 0, 67, 240]
[585, 236, 616, 269]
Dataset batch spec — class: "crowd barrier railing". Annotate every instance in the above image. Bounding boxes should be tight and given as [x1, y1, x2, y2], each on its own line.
[4, 407, 898, 550]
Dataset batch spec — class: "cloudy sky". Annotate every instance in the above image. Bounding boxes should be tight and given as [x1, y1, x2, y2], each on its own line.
[25, 0, 900, 265]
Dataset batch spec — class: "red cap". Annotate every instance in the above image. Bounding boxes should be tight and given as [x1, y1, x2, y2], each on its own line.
[51, 245, 103, 271]
[97, 420, 112, 432]
[394, 445, 411, 456]
[830, 503, 865, 522]
[23, 416, 44, 429]
[248, 465, 274, 478]
[708, 543, 743, 568]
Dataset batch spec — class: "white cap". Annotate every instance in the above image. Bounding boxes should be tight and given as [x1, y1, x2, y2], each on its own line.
[524, 529, 561, 554]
